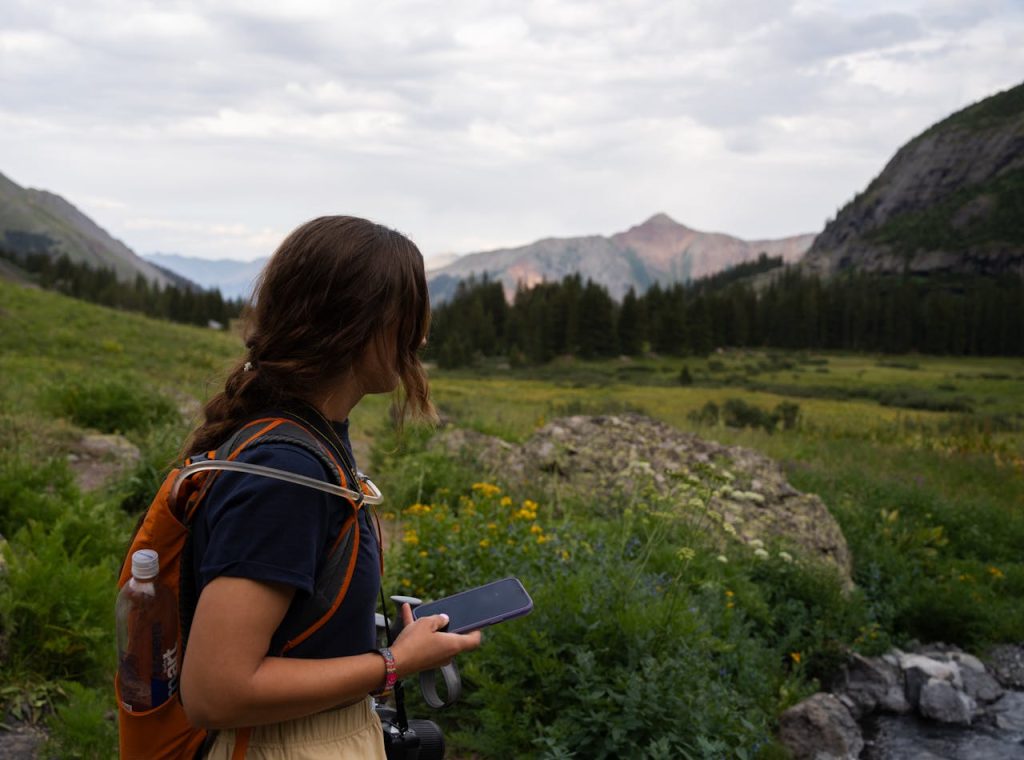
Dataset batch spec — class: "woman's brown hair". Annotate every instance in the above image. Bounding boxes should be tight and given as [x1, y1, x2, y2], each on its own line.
[184, 216, 435, 457]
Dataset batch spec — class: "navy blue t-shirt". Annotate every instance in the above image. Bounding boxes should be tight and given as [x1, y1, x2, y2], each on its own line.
[191, 420, 380, 659]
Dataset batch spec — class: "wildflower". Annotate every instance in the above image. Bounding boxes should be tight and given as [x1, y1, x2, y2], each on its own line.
[500, 496, 512, 507]
[748, 539, 764, 550]
[472, 482, 501, 498]
[401, 578, 412, 588]
[402, 530, 419, 546]
[778, 551, 793, 564]
[437, 545, 447, 553]
[418, 550, 428, 558]
[754, 548, 769, 560]
[725, 589, 734, 598]
[451, 523, 461, 533]
[726, 601, 735, 609]
[479, 539, 491, 548]
[537, 534, 550, 544]
[676, 547, 696, 562]
[988, 566, 1005, 580]
[522, 499, 539, 511]
[488, 522, 498, 531]
[530, 523, 543, 534]
[722, 522, 737, 536]
[404, 503, 431, 516]
[717, 555, 729, 563]
[790, 652, 801, 664]
[560, 549, 570, 561]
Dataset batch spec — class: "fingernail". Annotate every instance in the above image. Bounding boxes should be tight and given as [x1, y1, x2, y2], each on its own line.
[440, 614, 449, 623]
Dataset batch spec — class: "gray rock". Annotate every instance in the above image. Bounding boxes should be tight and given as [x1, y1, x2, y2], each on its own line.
[778, 692, 864, 760]
[0, 724, 46, 759]
[900, 654, 962, 709]
[918, 678, 975, 725]
[839, 654, 910, 717]
[961, 667, 1005, 705]
[431, 414, 854, 586]
[987, 644, 1024, 690]
[69, 432, 141, 491]
[989, 691, 1024, 733]
[949, 652, 987, 674]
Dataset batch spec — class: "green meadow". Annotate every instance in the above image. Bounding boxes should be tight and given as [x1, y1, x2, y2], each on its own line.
[1, 279, 1022, 757]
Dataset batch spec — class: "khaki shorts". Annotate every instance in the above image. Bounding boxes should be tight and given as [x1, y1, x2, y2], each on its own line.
[205, 698, 386, 760]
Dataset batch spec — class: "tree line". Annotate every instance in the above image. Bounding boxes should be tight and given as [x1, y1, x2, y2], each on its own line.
[1, 249, 243, 328]
[426, 262, 1024, 366]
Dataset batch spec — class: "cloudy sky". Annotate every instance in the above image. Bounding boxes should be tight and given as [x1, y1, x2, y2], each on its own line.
[2, 0, 1023, 265]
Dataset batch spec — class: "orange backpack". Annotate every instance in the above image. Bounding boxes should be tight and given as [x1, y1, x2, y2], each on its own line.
[116, 415, 373, 759]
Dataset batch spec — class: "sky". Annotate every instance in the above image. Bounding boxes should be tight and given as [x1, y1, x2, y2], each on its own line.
[2, 1, 1023, 266]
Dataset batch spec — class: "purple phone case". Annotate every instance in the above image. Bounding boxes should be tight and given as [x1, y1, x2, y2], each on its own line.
[412, 577, 534, 634]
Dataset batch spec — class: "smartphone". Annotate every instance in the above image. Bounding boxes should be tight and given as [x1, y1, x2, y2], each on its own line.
[412, 577, 533, 634]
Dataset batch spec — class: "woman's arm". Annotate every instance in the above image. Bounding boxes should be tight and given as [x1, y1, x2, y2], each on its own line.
[181, 576, 480, 729]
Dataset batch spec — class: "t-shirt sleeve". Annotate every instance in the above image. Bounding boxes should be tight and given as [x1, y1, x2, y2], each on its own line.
[198, 444, 334, 596]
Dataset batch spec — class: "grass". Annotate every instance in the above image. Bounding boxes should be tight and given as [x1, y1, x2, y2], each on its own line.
[1, 279, 1022, 757]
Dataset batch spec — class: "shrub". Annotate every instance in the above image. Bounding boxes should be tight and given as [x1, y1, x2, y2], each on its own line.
[0, 520, 118, 688]
[42, 378, 179, 435]
[43, 683, 118, 760]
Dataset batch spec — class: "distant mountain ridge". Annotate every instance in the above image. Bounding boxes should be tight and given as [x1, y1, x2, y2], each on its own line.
[429, 213, 815, 302]
[143, 252, 265, 300]
[0, 171, 185, 289]
[803, 81, 1024, 276]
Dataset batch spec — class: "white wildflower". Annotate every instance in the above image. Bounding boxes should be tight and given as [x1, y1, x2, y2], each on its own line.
[754, 548, 770, 560]
[717, 555, 729, 563]
[778, 551, 794, 563]
[748, 539, 765, 549]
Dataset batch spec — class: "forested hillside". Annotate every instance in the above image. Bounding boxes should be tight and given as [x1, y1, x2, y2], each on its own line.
[428, 268, 1024, 367]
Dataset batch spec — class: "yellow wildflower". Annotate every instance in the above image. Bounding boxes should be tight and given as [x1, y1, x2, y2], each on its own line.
[988, 566, 1005, 580]
[500, 496, 513, 507]
[537, 534, 550, 544]
[479, 538, 491, 548]
[725, 589, 734, 598]
[472, 482, 501, 498]
[790, 652, 801, 664]
[530, 523, 543, 534]
[401, 578, 412, 587]
[488, 522, 498, 531]
[418, 550, 428, 558]
[402, 530, 419, 546]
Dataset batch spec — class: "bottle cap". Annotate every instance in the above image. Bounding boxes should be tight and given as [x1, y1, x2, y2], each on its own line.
[131, 549, 160, 580]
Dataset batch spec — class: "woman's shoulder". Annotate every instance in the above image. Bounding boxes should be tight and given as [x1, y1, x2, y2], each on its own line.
[229, 441, 334, 480]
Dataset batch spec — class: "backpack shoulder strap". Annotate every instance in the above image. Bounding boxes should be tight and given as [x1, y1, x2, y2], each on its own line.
[179, 415, 368, 658]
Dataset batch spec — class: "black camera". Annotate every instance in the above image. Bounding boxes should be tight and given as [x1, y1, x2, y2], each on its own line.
[375, 595, 460, 760]
[376, 701, 445, 760]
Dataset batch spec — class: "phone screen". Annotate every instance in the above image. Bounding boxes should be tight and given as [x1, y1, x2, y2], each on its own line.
[412, 577, 533, 634]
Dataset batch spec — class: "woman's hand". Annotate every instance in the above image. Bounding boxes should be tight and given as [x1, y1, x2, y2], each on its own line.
[389, 603, 482, 678]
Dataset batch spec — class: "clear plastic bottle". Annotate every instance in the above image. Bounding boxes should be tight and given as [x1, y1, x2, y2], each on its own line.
[115, 549, 180, 712]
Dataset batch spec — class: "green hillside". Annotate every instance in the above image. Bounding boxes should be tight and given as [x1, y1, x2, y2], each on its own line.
[0, 279, 240, 445]
[0, 171, 177, 287]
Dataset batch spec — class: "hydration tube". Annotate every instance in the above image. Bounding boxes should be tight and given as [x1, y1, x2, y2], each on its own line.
[170, 459, 383, 506]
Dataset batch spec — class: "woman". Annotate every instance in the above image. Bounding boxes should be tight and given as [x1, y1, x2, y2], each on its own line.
[179, 216, 481, 758]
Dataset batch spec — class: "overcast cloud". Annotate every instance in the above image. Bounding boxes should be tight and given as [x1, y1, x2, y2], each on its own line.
[1, 0, 1022, 264]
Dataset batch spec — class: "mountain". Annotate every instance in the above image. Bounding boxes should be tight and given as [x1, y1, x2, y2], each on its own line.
[428, 214, 815, 302]
[0, 171, 184, 289]
[803, 81, 1024, 276]
[144, 253, 265, 300]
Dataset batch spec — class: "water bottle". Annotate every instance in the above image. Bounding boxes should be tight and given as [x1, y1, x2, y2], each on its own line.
[116, 549, 180, 712]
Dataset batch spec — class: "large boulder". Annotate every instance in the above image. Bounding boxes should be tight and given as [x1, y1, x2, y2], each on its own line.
[430, 414, 853, 585]
[778, 693, 864, 760]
